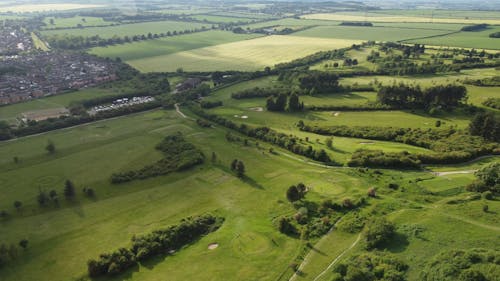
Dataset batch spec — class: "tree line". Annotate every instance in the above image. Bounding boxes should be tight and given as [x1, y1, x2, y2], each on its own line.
[111, 133, 204, 183]
[88, 214, 223, 277]
[377, 83, 467, 110]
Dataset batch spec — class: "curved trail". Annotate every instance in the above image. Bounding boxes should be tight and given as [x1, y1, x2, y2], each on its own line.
[312, 234, 362, 281]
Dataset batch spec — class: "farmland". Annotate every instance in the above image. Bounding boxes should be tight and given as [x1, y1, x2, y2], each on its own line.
[124, 35, 362, 72]
[90, 30, 262, 61]
[302, 12, 500, 25]
[41, 20, 208, 39]
[42, 16, 116, 29]
[0, 4, 104, 13]
[1, 2, 499, 281]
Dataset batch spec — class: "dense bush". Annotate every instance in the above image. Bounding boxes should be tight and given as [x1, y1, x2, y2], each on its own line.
[88, 214, 223, 277]
[490, 32, 500, 38]
[482, 98, 500, 109]
[333, 252, 408, 281]
[348, 150, 421, 169]
[467, 162, 499, 193]
[340, 21, 373, 26]
[469, 112, 500, 141]
[111, 133, 204, 183]
[420, 248, 499, 281]
[461, 24, 489, 31]
[200, 100, 223, 109]
[364, 217, 396, 250]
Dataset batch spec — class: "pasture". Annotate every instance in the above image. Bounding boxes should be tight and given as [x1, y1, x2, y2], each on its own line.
[41, 20, 207, 39]
[125, 35, 362, 72]
[191, 14, 255, 23]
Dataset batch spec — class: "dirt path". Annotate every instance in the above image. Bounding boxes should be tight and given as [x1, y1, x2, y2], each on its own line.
[312, 234, 362, 281]
[433, 170, 477, 176]
[175, 103, 187, 118]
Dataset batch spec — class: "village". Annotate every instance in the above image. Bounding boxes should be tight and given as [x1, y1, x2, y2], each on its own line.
[0, 52, 118, 105]
[0, 21, 33, 55]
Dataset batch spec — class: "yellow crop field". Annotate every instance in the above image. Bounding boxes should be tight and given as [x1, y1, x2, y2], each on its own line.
[127, 35, 361, 72]
[0, 4, 104, 13]
[302, 13, 500, 25]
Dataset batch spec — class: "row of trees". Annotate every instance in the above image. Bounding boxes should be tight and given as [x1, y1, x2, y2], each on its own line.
[111, 133, 204, 183]
[377, 83, 468, 110]
[266, 93, 304, 111]
[469, 112, 500, 141]
[348, 150, 421, 169]
[0, 240, 28, 267]
[88, 214, 223, 277]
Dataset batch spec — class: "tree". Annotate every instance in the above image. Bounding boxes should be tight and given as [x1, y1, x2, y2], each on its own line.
[278, 217, 296, 235]
[236, 161, 245, 177]
[230, 159, 238, 171]
[364, 217, 396, 250]
[211, 152, 217, 163]
[367, 187, 376, 197]
[19, 239, 28, 249]
[288, 93, 301, 111]
[286, 184, 306, 202]
[46, 140, 55, 154]
[64, 180, 75, 199]
[37, 189, 48, 206]
[325, 137, 333, 149]
[13, 201, 22, 211]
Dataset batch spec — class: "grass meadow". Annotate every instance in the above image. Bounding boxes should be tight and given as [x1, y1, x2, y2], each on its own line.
[42, 16, 116, 29]
[0, 4, 104, 13]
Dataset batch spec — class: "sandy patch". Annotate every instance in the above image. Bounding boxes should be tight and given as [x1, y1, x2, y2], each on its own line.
[241, 115, 248, 119]
[249, 107, 263, 112]
[208, 243, 219, 250]
[333, 112, 340, 117]
[359, 142, 375, 145]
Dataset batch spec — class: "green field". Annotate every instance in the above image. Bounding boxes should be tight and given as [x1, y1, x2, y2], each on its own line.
[404, 26, 500, 49]
[41, 20, 207, 39]
[90, 30, 262, 61]
[123, 35, 361, 72]
[42, 16, 116, 29]
[292, 25, 456, 42]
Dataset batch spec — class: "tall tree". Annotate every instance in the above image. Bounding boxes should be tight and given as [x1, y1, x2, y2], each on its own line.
[64, 180, 75, 199]
[236, 161, 245, 177]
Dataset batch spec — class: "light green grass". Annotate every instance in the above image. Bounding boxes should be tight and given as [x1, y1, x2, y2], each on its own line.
[0, 109, 373, 281]
[41, 20, 207, 39]
[90, 30, 261, 61]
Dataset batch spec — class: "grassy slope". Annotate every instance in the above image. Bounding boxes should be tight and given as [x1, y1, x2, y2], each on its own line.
[0, 109, 372, 281]
[404, 26, 500, 49]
